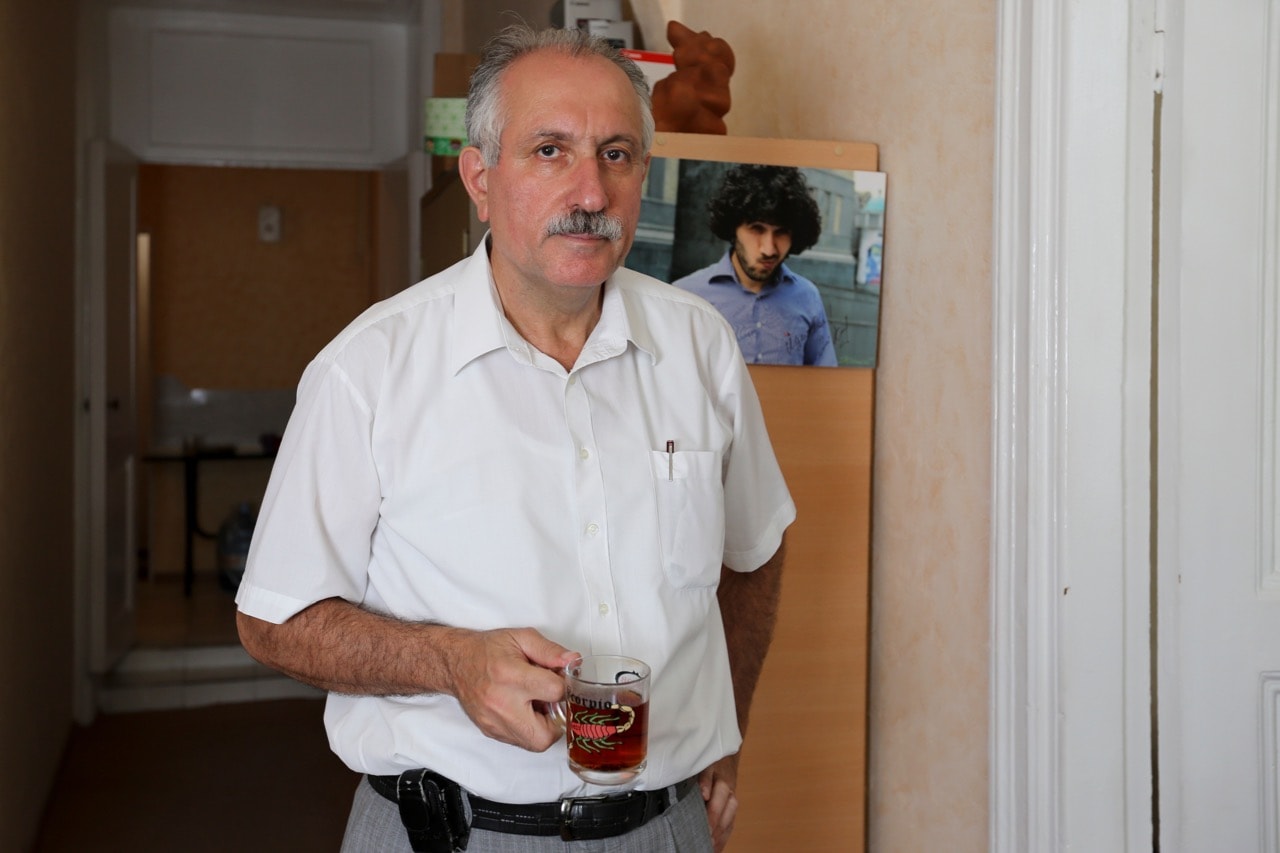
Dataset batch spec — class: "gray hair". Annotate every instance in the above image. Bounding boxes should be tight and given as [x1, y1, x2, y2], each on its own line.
[465, 25, 654, 167]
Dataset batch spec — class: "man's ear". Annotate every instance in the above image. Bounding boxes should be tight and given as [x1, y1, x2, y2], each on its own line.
[458, 146, 490, 223]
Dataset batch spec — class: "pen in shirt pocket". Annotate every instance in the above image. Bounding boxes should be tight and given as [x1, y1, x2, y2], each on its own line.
[666, 440, 674, 480]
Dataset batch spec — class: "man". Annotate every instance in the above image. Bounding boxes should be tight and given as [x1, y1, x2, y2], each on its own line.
[235, 25, 794, 853]
[672, 165, 838, 366]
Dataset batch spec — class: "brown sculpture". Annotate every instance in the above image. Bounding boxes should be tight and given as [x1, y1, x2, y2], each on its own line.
[651, 21, 735, 135]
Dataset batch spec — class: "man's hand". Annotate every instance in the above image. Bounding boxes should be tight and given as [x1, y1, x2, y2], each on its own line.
[699, 753, 740, 852]
[443, 627, 579, 752]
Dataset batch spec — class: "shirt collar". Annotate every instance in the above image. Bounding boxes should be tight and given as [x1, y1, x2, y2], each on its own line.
[449, 235, 656, 375]
[582, 274, 658, 368]
[448, 237, 508, 375]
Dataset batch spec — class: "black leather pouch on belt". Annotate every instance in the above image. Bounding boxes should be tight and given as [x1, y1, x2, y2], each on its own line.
[396, 768, 471, 853]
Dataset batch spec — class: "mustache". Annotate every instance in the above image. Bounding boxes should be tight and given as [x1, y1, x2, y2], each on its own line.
[545, 209, 624, 242]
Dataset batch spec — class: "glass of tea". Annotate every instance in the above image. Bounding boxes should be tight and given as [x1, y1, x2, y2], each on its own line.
[555, 655, 651, 785]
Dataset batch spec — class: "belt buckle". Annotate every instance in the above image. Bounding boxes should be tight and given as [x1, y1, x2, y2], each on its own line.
[559, 793, 611, 842]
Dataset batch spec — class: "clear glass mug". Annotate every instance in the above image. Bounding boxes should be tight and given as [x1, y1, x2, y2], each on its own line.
[548, 655, 651, 785]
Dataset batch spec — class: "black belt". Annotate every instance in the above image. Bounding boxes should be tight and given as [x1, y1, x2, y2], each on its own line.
[367, 770, 695, 845]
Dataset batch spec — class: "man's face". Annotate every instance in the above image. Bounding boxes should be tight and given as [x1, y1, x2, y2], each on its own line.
[460, 51, 649, 296]
[730, 221, 794, 289]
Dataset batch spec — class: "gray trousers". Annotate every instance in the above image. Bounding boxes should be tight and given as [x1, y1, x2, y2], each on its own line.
[341, 776, 715, 853]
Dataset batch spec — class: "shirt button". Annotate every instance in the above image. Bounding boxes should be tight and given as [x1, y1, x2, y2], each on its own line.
[585, 522, 599, 536]
[579, 447, 590, 460]
[598, 603, 610, 616]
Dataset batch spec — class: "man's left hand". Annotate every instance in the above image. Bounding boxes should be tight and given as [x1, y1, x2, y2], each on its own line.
[699, 754, 740, 852]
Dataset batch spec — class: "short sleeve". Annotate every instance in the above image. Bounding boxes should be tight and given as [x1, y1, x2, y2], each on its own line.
[234, 356, 383, 623]
[718, 352, 796, 571]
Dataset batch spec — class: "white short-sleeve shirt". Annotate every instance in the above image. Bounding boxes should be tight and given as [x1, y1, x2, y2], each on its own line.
[236, 240, 795, 803]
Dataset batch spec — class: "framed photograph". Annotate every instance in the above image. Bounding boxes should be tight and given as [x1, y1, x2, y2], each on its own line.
[627, 133, 885, 368]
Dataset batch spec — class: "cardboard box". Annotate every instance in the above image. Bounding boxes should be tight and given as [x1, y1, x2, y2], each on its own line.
[563, 0, 623, 29]
[587, 19, 634, 49]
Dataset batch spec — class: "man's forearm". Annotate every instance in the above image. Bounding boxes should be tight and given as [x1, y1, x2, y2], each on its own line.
[238, 598, 578, 751]
[717, 537, 786, 736]
[236, 597, 464, 696]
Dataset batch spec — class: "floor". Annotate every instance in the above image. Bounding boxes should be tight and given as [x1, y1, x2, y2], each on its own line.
[32, 697, 361, 852]
[32, 571, 361, 851]
[133, 568, 242, 648]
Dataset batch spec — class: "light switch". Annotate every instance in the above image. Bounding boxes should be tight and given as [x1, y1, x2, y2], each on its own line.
[258, 204, 282, 243]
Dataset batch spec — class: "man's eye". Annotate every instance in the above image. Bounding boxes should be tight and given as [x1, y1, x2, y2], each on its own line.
[603, 149, 630, 163]
[537, 145, 559, 158]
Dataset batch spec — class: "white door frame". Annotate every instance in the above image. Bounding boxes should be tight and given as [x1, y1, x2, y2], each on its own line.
[991, 0, 1156, 850]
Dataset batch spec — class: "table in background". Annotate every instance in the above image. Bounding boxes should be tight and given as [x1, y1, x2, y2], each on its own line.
[143, 446, 276, 596]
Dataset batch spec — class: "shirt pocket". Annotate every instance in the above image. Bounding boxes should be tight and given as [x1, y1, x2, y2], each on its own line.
[650, 449, 725, 589]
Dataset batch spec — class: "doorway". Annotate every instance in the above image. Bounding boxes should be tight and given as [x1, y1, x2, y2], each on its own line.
[104, 163, 391, 709]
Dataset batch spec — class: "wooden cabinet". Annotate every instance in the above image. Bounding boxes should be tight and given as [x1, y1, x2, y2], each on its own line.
[735, 366, 873, 851]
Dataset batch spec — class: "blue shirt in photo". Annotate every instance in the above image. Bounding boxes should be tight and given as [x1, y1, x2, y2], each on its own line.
[672, 252, 837, 366]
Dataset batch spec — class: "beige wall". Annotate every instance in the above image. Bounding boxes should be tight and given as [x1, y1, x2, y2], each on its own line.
[676, 5, 996, 850]
[0, 1, 79, 849]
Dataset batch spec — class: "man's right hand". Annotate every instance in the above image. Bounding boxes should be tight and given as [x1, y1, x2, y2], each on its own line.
[440, 626, 580, 752]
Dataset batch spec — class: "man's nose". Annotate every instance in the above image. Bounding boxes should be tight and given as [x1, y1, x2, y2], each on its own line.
[760, 232, 779, 256]
[567, 158, 608, 212]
